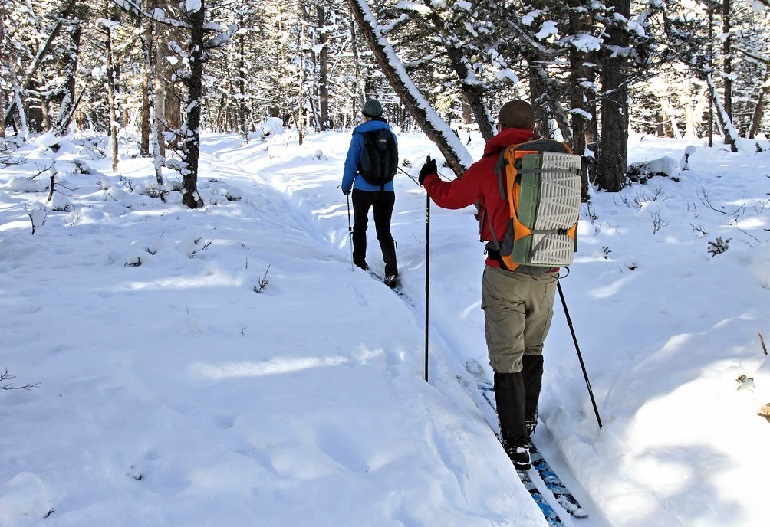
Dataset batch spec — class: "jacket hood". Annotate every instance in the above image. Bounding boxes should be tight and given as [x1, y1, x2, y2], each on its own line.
[353, 118, 390, 135]
[482, 128, 537, 158]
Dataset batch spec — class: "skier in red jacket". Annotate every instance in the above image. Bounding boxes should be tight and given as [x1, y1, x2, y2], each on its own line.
[419, 100, 560, 471]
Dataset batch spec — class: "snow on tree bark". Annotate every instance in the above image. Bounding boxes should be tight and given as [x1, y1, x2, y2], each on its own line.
[706, 73, 740, 152]
[345, 0, 473, 177]
[595, 0, 630, 192]
[181, 0, 205, 208]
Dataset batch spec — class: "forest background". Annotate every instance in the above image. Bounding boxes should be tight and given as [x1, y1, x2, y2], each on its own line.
[2, 0, 770, 206]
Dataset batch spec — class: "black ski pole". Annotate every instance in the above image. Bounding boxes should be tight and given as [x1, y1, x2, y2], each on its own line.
[557, 281, 602, 428]
[398, 161, 430, 382]
[346, 193, 354, 271]
[397, 165, 420, 185]
[424, 188, 430, 383]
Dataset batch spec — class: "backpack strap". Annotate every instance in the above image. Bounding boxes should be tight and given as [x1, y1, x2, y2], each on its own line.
[484, 149, 515, 270]
[485, 150, 508, 254]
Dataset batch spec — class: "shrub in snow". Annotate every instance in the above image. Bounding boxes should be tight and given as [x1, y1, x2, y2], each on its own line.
[628, 156, 681, 183]
[253, 117, 285, 142]
[7, 176, 47, 192]
[253, 265, 270, 293]
[48, 193, 73, 212]
[681, 145, 696, 170]
[25, 202, 48, 234]
[1, 368, 39, 390]
[707, 236, 731, 257]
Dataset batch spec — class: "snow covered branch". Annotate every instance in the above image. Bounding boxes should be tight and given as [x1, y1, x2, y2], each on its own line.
[345, 0, 473, 176]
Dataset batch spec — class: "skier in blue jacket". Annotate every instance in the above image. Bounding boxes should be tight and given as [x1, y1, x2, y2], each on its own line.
[341, 99, 399, 287]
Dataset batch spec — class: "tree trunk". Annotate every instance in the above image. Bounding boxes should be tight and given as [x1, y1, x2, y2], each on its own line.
[317, 6, 330, 131]
[595, 0, 629, 192]
[749, 73, 769, 139]
[567, 0, 595, 200]
[706, 73, 739, 152]
[139, 11, 153, 156]
[421, 9, 494, 141]
[181, 1, 205, 209]
[529, 61, 572, 143]
[345, 0, 472, 176]
[103, 1, 119, 172]
[530, 69, 552, 138]
[348, 13, 366, 114]
[567, 0, 593, 155]
[139, 16, 163, 185]
[0, 2, 7, 139]
[4, 0, 79, 129]
[236, 32, 248, 140]
[155, 19, 167, 158]
[722, 0, 733, 145]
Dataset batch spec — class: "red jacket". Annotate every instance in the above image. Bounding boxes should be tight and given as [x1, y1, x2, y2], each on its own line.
[423, 127, 537, 268]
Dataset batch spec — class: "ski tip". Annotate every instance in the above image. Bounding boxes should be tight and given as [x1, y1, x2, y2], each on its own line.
[558, 498, 588, 518]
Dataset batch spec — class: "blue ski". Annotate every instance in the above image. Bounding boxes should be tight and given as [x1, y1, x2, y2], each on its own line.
[517, 467, 564, 526]
[463, 359, 587, 519]
[529, 443, 587, 517]
[459, 360, 564, 525]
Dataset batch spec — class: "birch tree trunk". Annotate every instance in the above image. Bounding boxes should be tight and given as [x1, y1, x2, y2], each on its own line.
[236, 32, 248, 140]
[0, 2, 7, 139]
[749, 74, 769, 139]
[102, 1, 119, 172]
[140, 19, 163, 185]
[345, 0, 472, 176]
[706, 73, 739, 152]
[317, 6, 330, 131]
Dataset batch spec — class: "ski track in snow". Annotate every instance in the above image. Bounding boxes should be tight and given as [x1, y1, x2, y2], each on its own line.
[210, 135, 611, 527]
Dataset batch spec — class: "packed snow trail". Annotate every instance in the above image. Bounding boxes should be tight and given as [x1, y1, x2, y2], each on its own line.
[221, 131, 612, 527]
[0, 132, 543, 527]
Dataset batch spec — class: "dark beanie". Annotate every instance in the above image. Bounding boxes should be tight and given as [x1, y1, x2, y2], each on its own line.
[362, 99, 383, 118]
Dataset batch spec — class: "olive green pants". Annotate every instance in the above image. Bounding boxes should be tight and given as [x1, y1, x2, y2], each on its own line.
[481, 265, 558, 374]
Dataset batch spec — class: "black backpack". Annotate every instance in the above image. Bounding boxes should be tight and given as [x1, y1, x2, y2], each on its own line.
[358, 129, 398, 189]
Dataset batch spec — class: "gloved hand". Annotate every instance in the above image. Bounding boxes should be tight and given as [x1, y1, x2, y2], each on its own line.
[342, 188, 351, 196]
[419, 156, 437, 186]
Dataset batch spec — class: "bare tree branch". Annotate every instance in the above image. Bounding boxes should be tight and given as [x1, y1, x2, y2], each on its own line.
[1, 369, 39, 391]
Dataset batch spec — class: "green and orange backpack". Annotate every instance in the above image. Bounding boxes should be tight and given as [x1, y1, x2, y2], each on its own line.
[486, 139, 583, 271]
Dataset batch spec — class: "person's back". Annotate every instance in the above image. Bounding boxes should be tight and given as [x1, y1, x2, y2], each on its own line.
[341, 99, 399, 287]
[342, 116, 397, 193]
[419, 100, 562, 471]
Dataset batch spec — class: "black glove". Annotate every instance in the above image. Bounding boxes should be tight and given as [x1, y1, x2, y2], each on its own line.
[419, 156, 437, 186]
[342, 188, 351, 196]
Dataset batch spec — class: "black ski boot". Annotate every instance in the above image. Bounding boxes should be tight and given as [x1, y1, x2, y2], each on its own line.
[494, 371, 531, 470]
[522, 354, 544, 438]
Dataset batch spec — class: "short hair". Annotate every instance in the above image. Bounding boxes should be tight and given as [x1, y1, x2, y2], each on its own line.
[498, 100, 535, 130]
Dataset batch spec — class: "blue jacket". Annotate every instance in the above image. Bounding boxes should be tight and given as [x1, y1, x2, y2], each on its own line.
[342, 118, 398, 193]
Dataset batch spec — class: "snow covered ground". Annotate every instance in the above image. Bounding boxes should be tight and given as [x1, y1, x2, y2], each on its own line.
[1, 126, 768, 527]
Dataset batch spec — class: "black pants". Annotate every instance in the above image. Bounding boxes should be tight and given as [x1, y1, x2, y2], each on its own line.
[352, 189, 397, 276]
